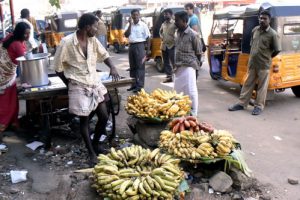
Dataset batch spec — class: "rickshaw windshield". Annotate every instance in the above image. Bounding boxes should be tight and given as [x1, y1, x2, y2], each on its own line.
[212, 19, 243, 35]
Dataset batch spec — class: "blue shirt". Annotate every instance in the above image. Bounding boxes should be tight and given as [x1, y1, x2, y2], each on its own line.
[188, 14, 199, 28]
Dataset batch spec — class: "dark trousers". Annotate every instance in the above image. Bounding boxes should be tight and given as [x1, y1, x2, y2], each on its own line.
[162, 46, 175, 77]
[129, 43, 145, 89]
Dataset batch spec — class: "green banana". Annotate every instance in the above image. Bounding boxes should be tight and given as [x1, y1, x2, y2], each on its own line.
[119, 179, 132, 195]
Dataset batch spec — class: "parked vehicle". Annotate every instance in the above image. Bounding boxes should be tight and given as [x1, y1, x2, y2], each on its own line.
[44, 11, 82, 51]
[208, 2, 300, 97]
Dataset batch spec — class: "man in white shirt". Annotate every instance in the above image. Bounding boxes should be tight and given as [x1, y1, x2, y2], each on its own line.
[124, 9, 151, 93]
[15, 8, 38, 52]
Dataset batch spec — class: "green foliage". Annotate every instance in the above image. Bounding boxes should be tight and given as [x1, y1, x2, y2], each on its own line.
[49, 0, 61, 9]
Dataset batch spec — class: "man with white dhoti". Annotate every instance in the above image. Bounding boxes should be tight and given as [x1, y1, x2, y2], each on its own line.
[174, 11, 202, 116]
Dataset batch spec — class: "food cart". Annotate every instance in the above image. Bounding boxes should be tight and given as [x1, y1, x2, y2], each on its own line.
[18, 72, 134, 148]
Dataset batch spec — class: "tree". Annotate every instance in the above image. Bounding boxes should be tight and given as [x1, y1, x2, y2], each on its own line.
[49, 0, 61, 9]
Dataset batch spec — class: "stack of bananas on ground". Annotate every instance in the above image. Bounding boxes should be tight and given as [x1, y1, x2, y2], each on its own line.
[125, 89, 191, 120]
[159, 129, 238, 162]
[92, 145, 184, 200]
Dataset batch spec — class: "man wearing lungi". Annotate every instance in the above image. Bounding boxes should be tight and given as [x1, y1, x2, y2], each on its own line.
[174, 11, 202, 116]
[124, 9, 151, 93]
[54, 14, 119, 165]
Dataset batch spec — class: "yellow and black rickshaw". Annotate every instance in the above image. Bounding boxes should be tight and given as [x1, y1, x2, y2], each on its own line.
[208, 2, 300, 97]
[107, 6, 143, 53]
[44, 11, 82, 52]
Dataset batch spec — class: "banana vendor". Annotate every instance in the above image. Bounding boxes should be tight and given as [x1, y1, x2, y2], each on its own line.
[53, 13, 120, 165]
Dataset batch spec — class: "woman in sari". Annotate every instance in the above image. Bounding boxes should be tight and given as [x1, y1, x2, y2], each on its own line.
[0, 22, 30, 139]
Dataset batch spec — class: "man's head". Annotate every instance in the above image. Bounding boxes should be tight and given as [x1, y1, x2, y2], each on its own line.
[20, 8, 30, 19]
[175, 11, 189, 31]
[163, 9, 173, 21]
[95, 10, 102, 18]
[184, 3, 194, 16]
[259, 10, 271, 30]
[131, 9, 140, 24]
[78, 13, 99, 37]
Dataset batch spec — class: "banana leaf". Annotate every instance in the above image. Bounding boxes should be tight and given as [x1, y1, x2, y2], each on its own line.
[224, 149, 252, 177]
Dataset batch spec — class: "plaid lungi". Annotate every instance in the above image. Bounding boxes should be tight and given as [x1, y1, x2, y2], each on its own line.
[68, 80, 107, 116]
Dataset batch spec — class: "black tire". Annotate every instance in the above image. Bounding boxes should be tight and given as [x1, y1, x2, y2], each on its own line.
[155, 57, 164, 73]
[113, 43, 120, 53]
[291, 86, 300, 97]
[209, 69, 219, 80]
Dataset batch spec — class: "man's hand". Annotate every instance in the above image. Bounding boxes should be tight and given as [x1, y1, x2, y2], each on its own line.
[109, 66, 120, 82]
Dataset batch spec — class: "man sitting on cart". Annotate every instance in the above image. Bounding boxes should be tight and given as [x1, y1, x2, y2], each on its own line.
[53, 13, 119, 165]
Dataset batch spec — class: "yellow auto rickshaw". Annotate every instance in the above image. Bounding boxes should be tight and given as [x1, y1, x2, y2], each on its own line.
[44, 11, 82, 52]
[107, 6, 142, 53]
[208, 2, 300, 97]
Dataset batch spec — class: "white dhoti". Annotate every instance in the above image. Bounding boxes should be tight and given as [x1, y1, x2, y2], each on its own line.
[174, 67, 198, 116]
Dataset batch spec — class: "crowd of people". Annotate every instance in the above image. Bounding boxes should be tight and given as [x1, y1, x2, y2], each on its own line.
[0, 4, 281, 164]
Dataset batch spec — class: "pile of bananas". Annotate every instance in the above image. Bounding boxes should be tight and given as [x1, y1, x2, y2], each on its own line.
[168, 116, 214, 133]
[92, 145, 184, 200]
[159, 129, 238, 162]
[125, 89, 191, 120]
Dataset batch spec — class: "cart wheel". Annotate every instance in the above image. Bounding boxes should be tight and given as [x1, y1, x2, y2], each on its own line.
[155, 57, 164, 73]
[291, 85, 300, 97]
[113, 43, 120, 53]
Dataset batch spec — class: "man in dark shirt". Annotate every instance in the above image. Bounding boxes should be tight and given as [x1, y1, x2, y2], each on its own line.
[229, 10, 281, 115]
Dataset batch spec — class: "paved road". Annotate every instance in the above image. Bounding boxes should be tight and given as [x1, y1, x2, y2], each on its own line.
[104, 48, 300, 200]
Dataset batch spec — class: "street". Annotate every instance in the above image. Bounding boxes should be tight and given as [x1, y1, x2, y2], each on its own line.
[0, 47, 299, 200]
[107, 48, 300, 199]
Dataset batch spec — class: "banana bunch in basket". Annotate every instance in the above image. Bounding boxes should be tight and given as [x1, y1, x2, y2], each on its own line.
[125, 89, 191, 120]
[92, 145, 184, 200]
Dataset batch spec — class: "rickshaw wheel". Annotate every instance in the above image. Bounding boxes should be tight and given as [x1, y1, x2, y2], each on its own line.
[209, 70, 219, 80]
[155, 57, 164, 73]
[113, 43, 120, 53]
[291, 86, 300, 97]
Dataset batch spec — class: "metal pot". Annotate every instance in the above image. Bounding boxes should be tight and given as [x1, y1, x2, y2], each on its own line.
[16, 53, 50, 87]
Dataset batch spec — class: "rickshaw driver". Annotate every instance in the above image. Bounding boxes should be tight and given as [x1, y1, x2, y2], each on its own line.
[54, 14, 120, 165]
[228, 10, 281, 115]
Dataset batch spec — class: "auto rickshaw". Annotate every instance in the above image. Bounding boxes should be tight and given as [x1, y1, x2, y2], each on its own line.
[208, 2, 300, 97]
[107, 6, 143, 53]
[142, 6, 184, 72]
[44, 11, 82, 52]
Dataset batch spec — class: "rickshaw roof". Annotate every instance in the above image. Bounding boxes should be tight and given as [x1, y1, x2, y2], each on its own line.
[213, 4, 259, 19]
[115, 6, 143, 14]
[260, 2, 300, 17]
[213, 2, 300, 20]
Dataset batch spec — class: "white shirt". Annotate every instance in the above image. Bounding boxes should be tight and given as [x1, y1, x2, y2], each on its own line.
[15, 18, 38, 49]
[125, 20, 150, 43]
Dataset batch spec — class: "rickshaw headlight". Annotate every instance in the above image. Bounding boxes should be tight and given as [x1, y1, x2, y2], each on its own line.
[273, 64, 279, 73]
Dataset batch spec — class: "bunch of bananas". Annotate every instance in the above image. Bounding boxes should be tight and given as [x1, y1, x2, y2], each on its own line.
[159, 129, 238, 162]
[125, 89, 191, 120]
[211, 130, 238, 156]
[92, 145, 184, 200]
